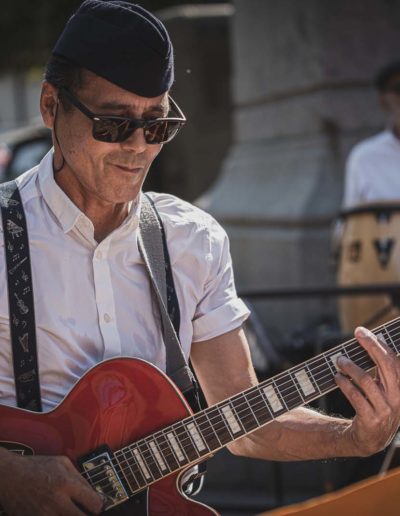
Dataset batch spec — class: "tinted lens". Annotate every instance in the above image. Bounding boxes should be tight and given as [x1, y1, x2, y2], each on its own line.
[92, 117, 183, 144]
[92, 118, 133, 143]
[145, 120, 182, 144]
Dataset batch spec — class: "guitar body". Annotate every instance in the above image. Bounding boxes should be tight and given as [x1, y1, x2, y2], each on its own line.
[0, 358, 218, 515]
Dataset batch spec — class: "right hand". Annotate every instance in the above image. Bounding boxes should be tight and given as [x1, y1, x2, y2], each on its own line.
[0, 450, 105, 515]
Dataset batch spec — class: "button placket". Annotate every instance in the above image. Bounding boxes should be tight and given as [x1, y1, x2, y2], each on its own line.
[92, 240, 121, 358]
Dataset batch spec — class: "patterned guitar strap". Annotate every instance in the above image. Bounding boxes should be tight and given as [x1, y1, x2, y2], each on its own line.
[0, 180, 41, 412]
[138, 193, 202, 410]
[0, 186, 202, 419]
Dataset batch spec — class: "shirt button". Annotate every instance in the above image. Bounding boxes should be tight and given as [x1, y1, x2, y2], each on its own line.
[96, 250, 102, 260]
[103, 313, 111, 323]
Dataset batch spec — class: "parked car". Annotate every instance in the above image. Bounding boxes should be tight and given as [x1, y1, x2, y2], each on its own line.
[0, 123, 52, 182]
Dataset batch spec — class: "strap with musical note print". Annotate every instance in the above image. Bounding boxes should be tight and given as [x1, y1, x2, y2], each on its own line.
[0, 181, 41, 412]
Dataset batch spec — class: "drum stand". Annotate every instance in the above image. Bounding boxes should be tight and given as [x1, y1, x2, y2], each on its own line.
[380, 432, 400, 474]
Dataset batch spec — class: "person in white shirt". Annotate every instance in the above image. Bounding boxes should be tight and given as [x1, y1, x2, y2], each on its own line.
[1, 2, 400, 515]
[343, 61, 400, 208]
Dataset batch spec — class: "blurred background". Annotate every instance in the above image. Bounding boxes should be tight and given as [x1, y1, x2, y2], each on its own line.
[2, 0, 400, 514]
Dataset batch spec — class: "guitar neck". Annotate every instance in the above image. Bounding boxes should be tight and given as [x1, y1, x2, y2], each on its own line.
[85, 317, 400, 496]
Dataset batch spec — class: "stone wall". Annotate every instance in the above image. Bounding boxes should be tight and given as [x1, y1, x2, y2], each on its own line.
[200, 0, 400, 338]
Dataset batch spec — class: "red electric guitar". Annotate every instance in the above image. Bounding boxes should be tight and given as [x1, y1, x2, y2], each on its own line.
[0, 318, 397, 515]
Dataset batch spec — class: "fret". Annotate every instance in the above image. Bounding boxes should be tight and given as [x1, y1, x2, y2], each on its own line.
[322, 350, 342, 390]
[261, 382, 284, 414]
[194, 412, 221, 451]
[383, 327, 398, 353]
[166, 431, 187, 463]
[147, 439, 168, 473]
[274, 375, 302, 411]
[346, 343, 372, 370]
[377, 331, 390, 348]
[313, 354, 336, 393]
[174, 423, 201, 462]
[293, 367, 316, 398]
[187, 421, 208, 453]
[306, 363, 321, 394]
[137, 440, 161, 480]
[156, 432, 180, 471]
[230, 394, 258, 433]
[237, 391, 261, 429]
[253, 385, 273, 423]
[133, 446, 152, 481]
[307, 355, 327, 394]
[119, 447, 146, 487]
[328, 350, 344, 372]
[208, 406, 234, 445]
[221, 403, 243, 436]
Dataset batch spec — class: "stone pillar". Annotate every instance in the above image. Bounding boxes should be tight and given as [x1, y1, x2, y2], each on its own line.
[147, 4, 234, 202]
[199, 0, 400, 336]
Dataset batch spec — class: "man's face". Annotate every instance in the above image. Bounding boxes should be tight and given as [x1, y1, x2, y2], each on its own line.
[41, 71, 167, 205]
[380, 72, 400, 124]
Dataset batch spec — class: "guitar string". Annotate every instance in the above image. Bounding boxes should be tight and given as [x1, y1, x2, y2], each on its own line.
[82, 333, 400, 495]
[81, 349, 388, 500]
[81, 328, 400, 494]
[81, 349, 379, 492]
[80, 320, 400, 490]
[81, 323, 400, 494]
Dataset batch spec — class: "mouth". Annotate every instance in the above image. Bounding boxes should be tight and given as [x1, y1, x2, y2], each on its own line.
[111, 163, 143, 174]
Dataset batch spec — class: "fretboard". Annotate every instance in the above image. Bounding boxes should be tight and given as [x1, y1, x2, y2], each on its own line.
[88, 317, 400, 495]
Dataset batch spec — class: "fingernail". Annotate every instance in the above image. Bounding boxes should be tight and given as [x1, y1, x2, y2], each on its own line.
[336, 356, 349, 368]
[356, 327, 371, 338]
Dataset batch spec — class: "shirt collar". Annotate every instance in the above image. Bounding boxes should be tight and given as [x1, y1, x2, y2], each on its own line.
[38, 149, 140, 235]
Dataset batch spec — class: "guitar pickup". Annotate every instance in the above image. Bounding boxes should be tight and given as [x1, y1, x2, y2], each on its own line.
[78, 445, 129, 510]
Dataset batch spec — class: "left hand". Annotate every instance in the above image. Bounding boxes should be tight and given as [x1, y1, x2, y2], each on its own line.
[335, 326, 400, 457]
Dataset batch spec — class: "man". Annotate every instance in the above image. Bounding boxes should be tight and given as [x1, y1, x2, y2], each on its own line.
[343, 61, 400, 207]
[0, 2, 399, 515]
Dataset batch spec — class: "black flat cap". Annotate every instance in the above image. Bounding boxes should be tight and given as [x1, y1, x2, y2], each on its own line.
[53, 0, 174, 97]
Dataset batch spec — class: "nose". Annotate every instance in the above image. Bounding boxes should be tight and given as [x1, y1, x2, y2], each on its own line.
[120, 127, 147, 153]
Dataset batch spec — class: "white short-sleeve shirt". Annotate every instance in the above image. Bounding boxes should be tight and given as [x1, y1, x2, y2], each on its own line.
[0, 151, 249, 411]
[343, 129, 400, 208]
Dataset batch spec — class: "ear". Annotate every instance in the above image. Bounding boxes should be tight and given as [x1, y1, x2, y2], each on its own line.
[40, 82, 59, 129]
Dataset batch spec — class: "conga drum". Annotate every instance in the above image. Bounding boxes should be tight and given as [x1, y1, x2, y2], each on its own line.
[336, 203, 400, 333]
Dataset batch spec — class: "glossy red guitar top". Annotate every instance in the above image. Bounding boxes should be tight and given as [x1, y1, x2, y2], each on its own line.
[0, 358, 218, 515]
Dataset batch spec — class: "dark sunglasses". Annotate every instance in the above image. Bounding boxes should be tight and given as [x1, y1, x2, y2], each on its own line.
[59, 88, 186, 144]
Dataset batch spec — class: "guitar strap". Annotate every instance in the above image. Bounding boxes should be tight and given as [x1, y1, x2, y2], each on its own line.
[0, 186, 200, 413]
[139, 194, 206, 495]
[0, 180, 42, 412]
[138, 194, 201, 411]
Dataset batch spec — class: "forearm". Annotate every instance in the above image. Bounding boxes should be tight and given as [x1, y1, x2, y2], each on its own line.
[228, 407, 355, 461]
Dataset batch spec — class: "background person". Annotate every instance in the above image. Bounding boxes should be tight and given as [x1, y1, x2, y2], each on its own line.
[343, 61, 400, 208]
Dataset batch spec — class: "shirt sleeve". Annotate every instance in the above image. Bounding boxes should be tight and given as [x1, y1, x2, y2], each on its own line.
[343, 147, 367, 208]
[192, 216, 250, 342]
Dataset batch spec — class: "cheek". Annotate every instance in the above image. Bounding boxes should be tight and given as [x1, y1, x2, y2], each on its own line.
[63, 122, 108, 165]
[146, 144, 163, 164]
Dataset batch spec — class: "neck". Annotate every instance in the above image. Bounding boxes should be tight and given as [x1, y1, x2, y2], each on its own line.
[54, 166, 133, 242]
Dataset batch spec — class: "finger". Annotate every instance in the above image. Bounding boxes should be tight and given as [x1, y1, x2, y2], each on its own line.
[61, 499, 95, 516]
[70, 484, 105, 515]
[336, 356, 387, 411]
[335, 372, 375, 415]
[62, 458, 105, 514]
[354, 327, 399, 395]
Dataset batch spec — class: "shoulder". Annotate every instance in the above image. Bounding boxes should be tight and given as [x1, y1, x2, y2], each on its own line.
[347, 131, 391, 165]
[145, 191, 226, 237]
[0, 166, 40, 235]
[144, 192, 229, 262]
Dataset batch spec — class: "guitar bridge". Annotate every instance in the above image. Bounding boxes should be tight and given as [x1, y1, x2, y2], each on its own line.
[78, 446, 129, 510]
